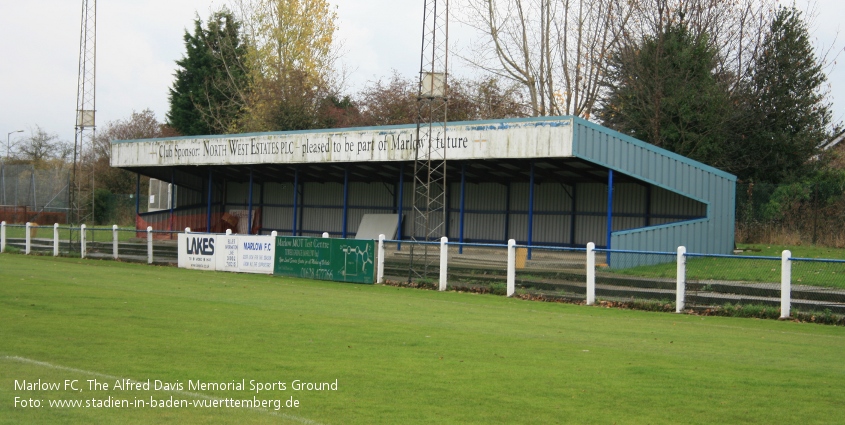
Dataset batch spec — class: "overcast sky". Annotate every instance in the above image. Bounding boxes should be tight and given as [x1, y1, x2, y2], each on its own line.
[0, 0, 842, 151]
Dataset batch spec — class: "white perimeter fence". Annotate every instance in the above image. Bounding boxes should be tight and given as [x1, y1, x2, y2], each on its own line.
[3, 221, 845, 320]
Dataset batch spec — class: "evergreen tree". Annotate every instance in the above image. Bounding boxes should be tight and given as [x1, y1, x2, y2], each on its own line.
[598, 21, 733, 169]
[741, 6, 832, 183]
[167, 10, 248, 136]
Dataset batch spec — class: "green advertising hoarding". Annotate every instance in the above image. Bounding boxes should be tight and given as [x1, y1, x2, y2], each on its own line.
[274, 237, 375, 284]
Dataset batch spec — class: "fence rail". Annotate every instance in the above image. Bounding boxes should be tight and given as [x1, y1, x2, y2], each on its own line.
[3, 222, 844, 322]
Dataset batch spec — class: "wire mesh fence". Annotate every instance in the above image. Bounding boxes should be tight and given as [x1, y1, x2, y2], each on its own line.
[736, 181, 845, 247]
[445, 243, 509, 294]
[380, 240, 442, 287]
[513, 245, 587, 301]
[597, 249, 678, 307]
[790, 258, 845, 316]
[0, 164, 70, 224]
[683, 253, 782, 313]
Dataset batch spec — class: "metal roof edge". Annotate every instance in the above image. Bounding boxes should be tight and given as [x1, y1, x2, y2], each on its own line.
[111, 116, 576, 145]
[570, 117, 737, 182]
[611, 217, 710, 238]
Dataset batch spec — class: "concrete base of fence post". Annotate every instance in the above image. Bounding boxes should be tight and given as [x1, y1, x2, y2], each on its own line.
[0, 221, 5, 253]
[586, 243, 596, 305]
[377, 234, 385, 284]
[439, 237, 448, 291]
[507, 239, 516, 297]
[147, 226, 153, 264]
[80, 224, 86, 258]
[113, 225, 119, 260]
[25, 222, 31, 255]
[226, 229, 232, 236]
[322, 232, 329, 238]
[676, 246, 686, 313]
[54, 223, 60, 257]
[271, 231, 278, 237]
[781, 250, 791, 319]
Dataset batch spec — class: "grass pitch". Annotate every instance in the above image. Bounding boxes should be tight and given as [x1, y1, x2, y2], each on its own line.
[1, 254, 844, 424]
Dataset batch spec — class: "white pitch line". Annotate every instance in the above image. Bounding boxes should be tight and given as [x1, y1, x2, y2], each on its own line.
[2, 355, 323, 425]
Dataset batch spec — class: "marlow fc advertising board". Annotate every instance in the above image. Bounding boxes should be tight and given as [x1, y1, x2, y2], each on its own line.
[112, 119, 574, 167]
[178, 234, 375, 284]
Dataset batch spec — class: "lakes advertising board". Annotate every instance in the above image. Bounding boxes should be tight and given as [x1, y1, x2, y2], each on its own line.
[178, 234, 375, 284]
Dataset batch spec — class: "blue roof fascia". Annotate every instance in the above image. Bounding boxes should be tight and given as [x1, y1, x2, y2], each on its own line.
[570, 116, 737, 182]
[611, 217, 710, 238]
[111, 115, 576, 145]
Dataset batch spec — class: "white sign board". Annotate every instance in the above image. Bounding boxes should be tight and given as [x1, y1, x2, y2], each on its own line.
[177, 233, 218, 271]
[112, 119, 574, 168]
[236, 235, 275, 274]
[179, 234, 276, 275]
[216, 234, 240, 272]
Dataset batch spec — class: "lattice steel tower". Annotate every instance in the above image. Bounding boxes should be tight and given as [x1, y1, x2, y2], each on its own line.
[409, 0, 449, 280]
[71, 0, 96, 244]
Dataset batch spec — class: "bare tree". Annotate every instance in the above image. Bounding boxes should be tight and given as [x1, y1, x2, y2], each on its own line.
[460, 0, 635, 118]
[91, 110, 174, 194]
[460, 0, 777, 119]
[356, 71, 528, 125]
[14, 125, 72, 165]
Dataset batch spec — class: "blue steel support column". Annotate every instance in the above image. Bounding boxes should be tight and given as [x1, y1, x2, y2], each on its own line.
[135, 173, 140, 218]
[459, 162, 466, 254]
[397, 164, 404, 250]
[444, 178, 451, 239]
[259, 181, 265, 234]
[606, 169, 614, 265]
[298, 182, 304, 236]
[569, 184, 577, 246]
[527, 162, 535, 259]
[206, 169, 213, 233]
[504, 183, 511, 241]
[292, 169, 299, 236]
[247, 168, 254, 235]
[342, 166, 349, 239]
[169, 169, 175, 232]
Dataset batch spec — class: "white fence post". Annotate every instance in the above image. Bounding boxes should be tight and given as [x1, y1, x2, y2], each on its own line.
[377, 234, 385, 284]
[322, 232, 329, 238]
[25, 222, 32, 255]
[54, 223, 60, 257]
[80, 224, 86, 258]
[507, 239, 516, 297]
[0, 221, 5, 253]
[147, 226, 153, 264]
[781, 250, 792, 319]
[439, 237, 448, 291]
[226, 229, 232, 236]
[586, 242, 596, 305]
[271, 231, 278, 237]
[676, 246, 686, 313]
[112, 225, 119, 260]
[185, 227, 191, 233]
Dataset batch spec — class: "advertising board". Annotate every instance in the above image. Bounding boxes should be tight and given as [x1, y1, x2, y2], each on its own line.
[274, 237, 375, 284]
